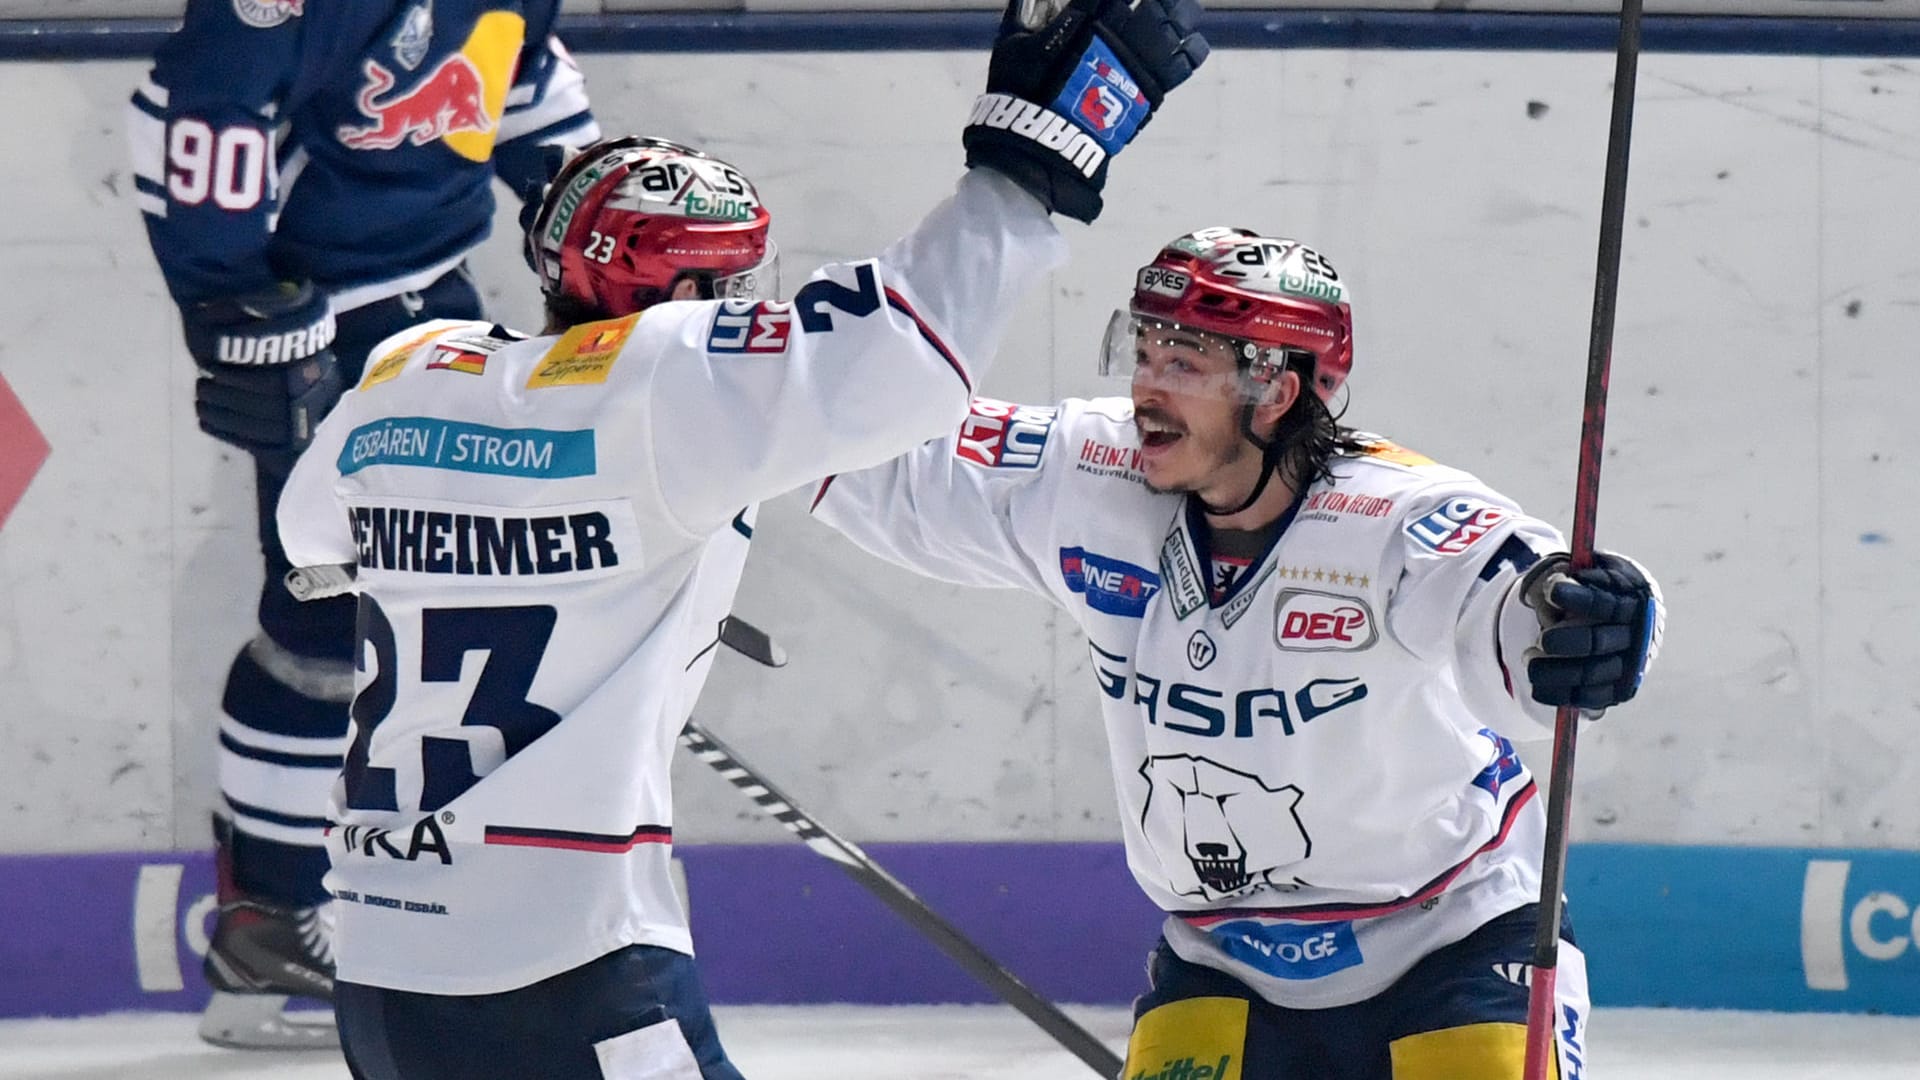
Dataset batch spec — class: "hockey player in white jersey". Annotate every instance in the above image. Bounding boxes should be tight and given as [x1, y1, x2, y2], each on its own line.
[811, 227, 1664, 1079]
[273, 0, 1208, 1074]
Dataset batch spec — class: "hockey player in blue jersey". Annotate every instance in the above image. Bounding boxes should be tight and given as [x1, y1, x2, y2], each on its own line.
[273, 0, 1207, 1073]
[128, 0, 597, 1049]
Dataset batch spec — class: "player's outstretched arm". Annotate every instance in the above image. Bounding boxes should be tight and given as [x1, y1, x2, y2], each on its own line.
[647, 0, 1209, 531]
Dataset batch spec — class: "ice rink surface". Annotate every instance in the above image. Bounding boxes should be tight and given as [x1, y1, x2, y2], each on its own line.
[1, 1005, 1918, 1080]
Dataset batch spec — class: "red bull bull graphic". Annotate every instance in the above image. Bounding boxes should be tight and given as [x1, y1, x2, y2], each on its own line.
[335, 10, 524, 163]
[338, 56, 494, 151]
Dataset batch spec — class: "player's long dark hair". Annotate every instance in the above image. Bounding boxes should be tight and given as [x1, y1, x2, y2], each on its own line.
[1270, 351, 1368, 491]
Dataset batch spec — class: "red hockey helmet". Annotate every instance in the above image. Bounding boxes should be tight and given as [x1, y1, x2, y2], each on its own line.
[1102, 227, 1353, 402]
[527, 136, 777, 317]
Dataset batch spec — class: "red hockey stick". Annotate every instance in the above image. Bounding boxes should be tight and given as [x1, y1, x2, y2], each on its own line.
[1523, 2, 1644, 1078]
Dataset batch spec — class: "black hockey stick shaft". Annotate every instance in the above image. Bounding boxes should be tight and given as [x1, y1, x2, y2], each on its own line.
[680, 720, 1124, 1078]
[1524, 3, 1642, 1079]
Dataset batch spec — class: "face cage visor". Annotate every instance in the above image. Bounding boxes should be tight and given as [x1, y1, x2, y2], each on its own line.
[1098, 311, 1315, 403]
[705, 240, 781, 303]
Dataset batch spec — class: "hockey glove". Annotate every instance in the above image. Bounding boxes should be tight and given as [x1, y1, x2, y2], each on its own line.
[1521, 552, 1665, 711]
[183, 281, 342, 456]
[964, 0, 1210, 223]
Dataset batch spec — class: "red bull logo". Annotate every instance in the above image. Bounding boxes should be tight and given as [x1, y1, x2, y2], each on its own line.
[338, 56, 495, 151]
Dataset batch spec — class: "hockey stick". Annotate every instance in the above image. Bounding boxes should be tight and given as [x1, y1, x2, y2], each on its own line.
[1523, 3, 1643, 1078]
[680, 716, 1124, 1078]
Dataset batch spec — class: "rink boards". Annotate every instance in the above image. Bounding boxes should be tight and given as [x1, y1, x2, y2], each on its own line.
[4, 842, 1918, 1019]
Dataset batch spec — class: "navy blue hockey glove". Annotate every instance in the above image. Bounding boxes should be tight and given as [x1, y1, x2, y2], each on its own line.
[964, 0, 1209, 223]
[1522, 552, 1664, 711]
[183, 281, 342, 456]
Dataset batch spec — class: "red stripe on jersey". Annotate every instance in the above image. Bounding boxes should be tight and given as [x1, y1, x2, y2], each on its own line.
[884, 287, 972, 392]
[483, 824, 673, 854]
[809, 476, 835, 512]
[1177, 780, 1538, 927]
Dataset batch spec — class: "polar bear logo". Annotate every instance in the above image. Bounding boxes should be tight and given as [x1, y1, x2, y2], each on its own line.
[1138, 755, 1310, 900]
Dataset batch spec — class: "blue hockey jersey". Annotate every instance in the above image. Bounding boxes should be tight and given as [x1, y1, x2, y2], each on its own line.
[130, 0, 598, 314]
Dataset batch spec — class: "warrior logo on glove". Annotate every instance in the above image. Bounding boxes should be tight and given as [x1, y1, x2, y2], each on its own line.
[965, 0, 1210, 222]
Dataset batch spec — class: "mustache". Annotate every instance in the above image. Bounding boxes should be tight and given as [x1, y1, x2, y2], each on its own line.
[1134, 406, 1184, 434]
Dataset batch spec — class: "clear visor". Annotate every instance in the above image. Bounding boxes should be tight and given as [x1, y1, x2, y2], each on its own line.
[1097, 311, 1305, 403]
[712, 240, 781, 302]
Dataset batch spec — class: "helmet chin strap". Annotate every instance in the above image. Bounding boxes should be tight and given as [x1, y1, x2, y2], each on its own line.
[1199, 400, 1285, 518]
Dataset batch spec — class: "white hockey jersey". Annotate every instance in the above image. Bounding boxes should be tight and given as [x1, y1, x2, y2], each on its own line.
[275, 169, 1065, 995]
[812, 396, 1577, 1009]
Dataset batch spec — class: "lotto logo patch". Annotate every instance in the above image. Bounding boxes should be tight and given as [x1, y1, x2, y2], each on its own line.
[1405, 497, 1510, 556]
[1274, 590, 1376, 652]
[707, 299, 794, 355]
[955, 398, 1055, 470]
[1053, 38, 1150, 152]
[1060, 547, 1160, 618]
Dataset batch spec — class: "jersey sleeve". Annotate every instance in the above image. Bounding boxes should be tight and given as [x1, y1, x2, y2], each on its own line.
[128, 0, 306, 308]
[493, 35, 601, 201]
[807, 398, 1073, 597]
[1382, 483, 1568, 736]
[644, 167, 1067, 532]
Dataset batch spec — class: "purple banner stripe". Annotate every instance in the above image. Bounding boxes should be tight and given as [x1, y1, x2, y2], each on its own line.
[0, 843, 1160, 1019]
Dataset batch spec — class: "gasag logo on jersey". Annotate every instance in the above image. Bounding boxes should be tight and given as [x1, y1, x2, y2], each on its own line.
[232, 0, 302, 29]
[955, 399, 1055, 470]
[1274, 590, 1376, 652]
[1406, 497, 1510, 556]
[530, 314, 637, 388]
[1471, 728, 1525, 800]
[1060, 547, 1161, 618]
[1054, 38, 1150, 151]
[1210, 918, 1363, 981]
[339, 417, 595, 479]
[707, 299, 794, 355]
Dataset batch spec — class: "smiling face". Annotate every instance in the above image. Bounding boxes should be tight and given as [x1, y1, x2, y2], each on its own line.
[1129, 324, 1299, 507]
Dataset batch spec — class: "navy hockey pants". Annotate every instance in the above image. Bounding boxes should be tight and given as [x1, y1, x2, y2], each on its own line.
[223, 268, 484, 906]
[1125, 904, 1590, 1080]
[336, 944, 746, 1080]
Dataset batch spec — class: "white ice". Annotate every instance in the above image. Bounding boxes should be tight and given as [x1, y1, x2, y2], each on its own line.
[2, 1005, 1918, 1079]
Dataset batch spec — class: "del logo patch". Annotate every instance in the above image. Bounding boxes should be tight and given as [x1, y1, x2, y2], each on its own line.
[955, 399, 1055, 470]
[1274, 590, 1377, 652]
[529, 314, 637, 388]
[1405, 497, 1510, 556]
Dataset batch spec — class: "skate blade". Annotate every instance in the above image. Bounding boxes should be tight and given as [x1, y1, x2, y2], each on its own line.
[198, 990, 339, 1050]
